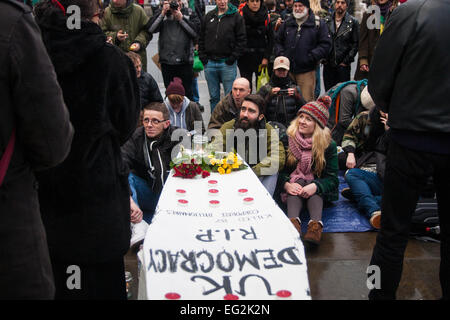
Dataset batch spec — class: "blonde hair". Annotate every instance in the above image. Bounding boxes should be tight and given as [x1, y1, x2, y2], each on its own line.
[286, 114, 332, 176]
[309, 0, 323, 16]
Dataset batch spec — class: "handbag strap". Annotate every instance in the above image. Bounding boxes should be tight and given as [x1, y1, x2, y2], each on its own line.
[0, 129, 16, 187]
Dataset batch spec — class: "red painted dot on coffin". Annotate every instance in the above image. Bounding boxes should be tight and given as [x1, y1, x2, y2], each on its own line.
[276, 290, 292, 298]
[244, 197, 254, 202]
[165, 292, 181, 300]
[176, 189, 186, 194]
[238, 188, 248, 193]
[209, 189, 219, 194]
[223, 294, 239, 300]
[178, 199, 188, 204]
[209, 200, 220, 205]
[208, 180, 218, 185]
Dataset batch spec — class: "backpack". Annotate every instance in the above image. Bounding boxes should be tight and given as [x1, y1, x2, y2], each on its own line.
[267, 121, 288, 150]
[326, 79, 368, 131]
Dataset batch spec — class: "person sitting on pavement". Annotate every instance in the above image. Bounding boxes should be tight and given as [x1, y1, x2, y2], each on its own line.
[126, 52, 163, 109]
[339, 97, 379, 171]
[257, 56, 306, 128]
[326, 81, 374, 146]
[280, 96, 339, 248]
[208, 77, 251, 130]
[342, 106, 389, 230]
[164, 77, 205, 133]
[213, 94, 286, 196]
[122, 102, 180, 224]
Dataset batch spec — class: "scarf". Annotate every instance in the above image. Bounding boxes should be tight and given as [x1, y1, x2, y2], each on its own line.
[377, 0, 393, 18]
[242, 4, 268, 27]
[271, 74, 291, 88]
[288, 130, 314, 183]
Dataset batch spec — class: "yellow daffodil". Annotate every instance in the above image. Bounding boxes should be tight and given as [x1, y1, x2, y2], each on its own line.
[218, 167, 225, 175]
[222, 163, 228, 169]
[226, 168, 231, 174]
[232, 163, 239, 169]
[208, 154, 214, 158]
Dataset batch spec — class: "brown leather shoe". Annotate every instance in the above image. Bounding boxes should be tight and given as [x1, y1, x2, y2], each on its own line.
[303, 221, 323, 246]
[290, 217, 302, 236]
[370, 211, 381, 229]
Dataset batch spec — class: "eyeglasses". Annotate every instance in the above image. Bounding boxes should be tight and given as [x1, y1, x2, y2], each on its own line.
[143, 118, 167, 125]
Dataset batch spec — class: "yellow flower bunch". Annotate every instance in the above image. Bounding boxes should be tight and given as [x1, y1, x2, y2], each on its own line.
[208, 152, 244, 174]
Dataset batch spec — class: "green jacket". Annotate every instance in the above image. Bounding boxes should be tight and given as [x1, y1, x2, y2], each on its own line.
[341, 111, 371, 156]
[101, 2, 152, 70]
[280, 140, 339, 203]
[213, 119, 285, 176]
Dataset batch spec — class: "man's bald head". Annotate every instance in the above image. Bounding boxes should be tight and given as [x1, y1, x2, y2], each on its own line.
[231, 78, 251, 108]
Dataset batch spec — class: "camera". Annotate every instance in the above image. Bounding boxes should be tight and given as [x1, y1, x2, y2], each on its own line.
[278, 89, 290, 95]
[169, 0, 179, 10]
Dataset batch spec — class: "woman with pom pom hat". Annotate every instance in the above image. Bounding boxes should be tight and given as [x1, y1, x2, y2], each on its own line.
[279, 96, 339, 248]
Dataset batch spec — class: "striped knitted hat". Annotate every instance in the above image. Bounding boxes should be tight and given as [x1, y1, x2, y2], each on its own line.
[297, 96, 331, 129]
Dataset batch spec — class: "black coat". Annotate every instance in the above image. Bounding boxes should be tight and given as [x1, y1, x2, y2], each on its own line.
[138, 71, 163, 108]
[369, 0, 450, 135]
[148, 6, 201, 65]
[121, 126, 180, 194]
[324, 12, 359, 67]
[275, 13, 332, 74]
[198, 5, 247, 65]
[0, 0, 73, 298]
[257, 76, 306, 127]
[34, 9, 140, 264]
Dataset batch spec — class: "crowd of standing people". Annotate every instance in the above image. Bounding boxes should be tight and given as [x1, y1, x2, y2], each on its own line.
[1, 0, 449, 302]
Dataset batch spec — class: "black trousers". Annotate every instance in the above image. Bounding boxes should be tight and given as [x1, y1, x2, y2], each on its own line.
[161, 63, 194, 100]
[51, 257, 127, 300]
[368, 140, 450, 300]
[323, 64, 351, 92]
[238, 53, 264, 92]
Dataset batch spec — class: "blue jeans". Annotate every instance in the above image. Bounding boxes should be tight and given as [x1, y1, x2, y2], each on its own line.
[345, 168, 383, 218]
[204, 59, 237, 111]
[192, 76, 199, 103]
[315, 65, 321, 99]
[258, 173, 278, 197]
[128, 173, 160, 224]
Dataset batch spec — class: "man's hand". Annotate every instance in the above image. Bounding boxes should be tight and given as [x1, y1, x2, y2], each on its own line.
[287, 88, 295, 96]
[173, 8, 183, 21]
[272, 87, 281, 94]
[360, 64, 369, 72]
[300, 183, 317, 198]
[340, 63, 348, 67]
[130, 196, 143, 224]
[285, 182, 303, 196]
[346, 152, 356, 169]
[275, 18, 283, 31]
[117, 30, 128, 42]
[129, 42, 141, 52]
[380, 112, 389, 131]
[161, 1, 170, 16]
[261, 58, 269, 68]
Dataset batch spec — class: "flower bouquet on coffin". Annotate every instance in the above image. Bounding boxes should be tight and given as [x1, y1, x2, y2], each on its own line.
[170, 152, 211, 179]
[207, 151, 247, 175]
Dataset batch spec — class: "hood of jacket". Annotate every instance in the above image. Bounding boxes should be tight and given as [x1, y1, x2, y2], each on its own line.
[165, 97, 191, 130]
[216, 3, 238, 16]
[110, 0, 135, 16]
[35, 10, 106, 75]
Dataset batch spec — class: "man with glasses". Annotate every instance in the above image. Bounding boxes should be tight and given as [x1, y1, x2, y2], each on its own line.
[122, 102, 180, 223]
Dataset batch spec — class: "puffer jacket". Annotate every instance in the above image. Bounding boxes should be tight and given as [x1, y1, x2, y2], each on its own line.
[324, 12, 359, 67]
[148, 6, 201, 65]
[257, 76, 306, 127]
